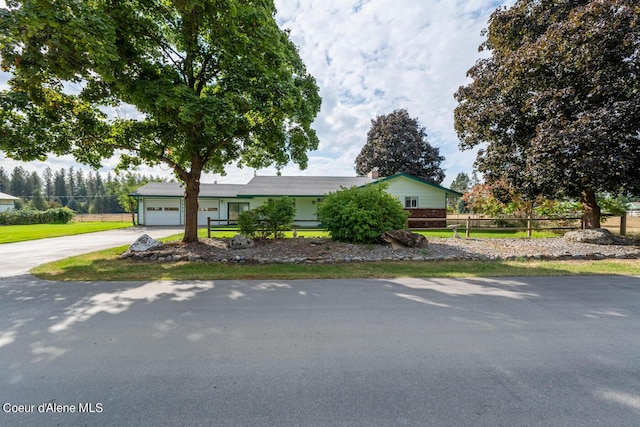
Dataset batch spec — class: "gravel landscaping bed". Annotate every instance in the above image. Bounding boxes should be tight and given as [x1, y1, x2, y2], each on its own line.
[123, 235, 640, 264]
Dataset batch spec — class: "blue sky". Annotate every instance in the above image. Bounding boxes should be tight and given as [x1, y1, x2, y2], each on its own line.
[0, 0, 514, 186]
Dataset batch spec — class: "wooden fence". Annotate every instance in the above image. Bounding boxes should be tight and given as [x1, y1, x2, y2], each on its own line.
[415, 215, 627, 237]
[208, 215, 628, 238]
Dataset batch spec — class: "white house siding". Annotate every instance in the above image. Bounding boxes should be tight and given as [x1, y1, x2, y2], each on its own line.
[293, 197, 322, 226]
[385, 176, 445, 209]
[247, 196, 321, 227]
[198, 200, 220, 226]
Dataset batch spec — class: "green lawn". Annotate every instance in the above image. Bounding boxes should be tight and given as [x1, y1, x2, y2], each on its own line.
[31, 243, 640, 281]
[0, 222, 131, 244]
[13, 224, 639, 281]
[206, 228, 560, 239]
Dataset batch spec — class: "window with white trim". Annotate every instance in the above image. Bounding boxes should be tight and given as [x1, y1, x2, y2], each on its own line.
[404, 196, 418, 209]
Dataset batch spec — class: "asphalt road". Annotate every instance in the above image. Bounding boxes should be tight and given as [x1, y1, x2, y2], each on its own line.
[1, 232, 640, 426]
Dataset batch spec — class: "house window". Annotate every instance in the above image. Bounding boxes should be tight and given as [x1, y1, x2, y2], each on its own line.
[405, 197, 418, 209]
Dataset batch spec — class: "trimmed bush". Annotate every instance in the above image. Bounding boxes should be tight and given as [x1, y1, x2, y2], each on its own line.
[0, 207, 75, 225]
[317, 183, 409, 243]
[238, 197, 296, 239]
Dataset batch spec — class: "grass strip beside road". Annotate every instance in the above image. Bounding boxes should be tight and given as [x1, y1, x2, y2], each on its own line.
[0, 222, 132, 244]
[31, 245, 640, 281]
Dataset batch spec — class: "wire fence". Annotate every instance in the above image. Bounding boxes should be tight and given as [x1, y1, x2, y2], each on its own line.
[73, 213, 135, 223]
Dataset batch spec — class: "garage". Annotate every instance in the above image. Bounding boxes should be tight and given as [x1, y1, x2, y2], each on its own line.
[143, 198, 182, 226]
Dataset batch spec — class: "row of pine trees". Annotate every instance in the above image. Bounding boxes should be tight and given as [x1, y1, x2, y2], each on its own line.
[0, 166, 167, 214]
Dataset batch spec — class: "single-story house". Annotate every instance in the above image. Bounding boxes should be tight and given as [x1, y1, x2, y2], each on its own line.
[0, 192, 18, 212]
[131, 173, 463, 227]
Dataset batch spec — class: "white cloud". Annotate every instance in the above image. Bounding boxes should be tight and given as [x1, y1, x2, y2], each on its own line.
[0, 0, 514, 186]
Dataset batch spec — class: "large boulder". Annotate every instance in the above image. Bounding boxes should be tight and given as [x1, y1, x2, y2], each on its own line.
[229, 234, 255, 249]
[128, 234, 163, 252]
[564, 228, 615, 245]
[380, 229, 428, 249]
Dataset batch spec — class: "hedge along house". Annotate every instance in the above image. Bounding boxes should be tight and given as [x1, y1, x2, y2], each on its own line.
[131, 173, 462, 227]
[0, 192, 18, 212]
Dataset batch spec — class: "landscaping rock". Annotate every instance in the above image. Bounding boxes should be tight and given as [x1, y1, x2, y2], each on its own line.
[229, 234, 255, 249]
[380, 229, 428, 249]
[128, 234, 163, 252]
[564, 228, 615, 245]
[120, 233, 639, 264]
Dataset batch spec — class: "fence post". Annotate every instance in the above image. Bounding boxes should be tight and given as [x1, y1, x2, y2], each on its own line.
[207, 217, 211, 238]
[466, 216, 471, 238]
[620, 215, 627, 236]
[527, 215, 532, 238]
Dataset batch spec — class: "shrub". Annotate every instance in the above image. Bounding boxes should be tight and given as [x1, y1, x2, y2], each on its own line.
[237, 209, 261, 238]
[238, 198, 296, 239]
[317, 183, 409, 243]
[0, 207, 75, 225]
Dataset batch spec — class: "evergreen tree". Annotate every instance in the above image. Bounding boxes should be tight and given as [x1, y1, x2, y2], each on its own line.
[450, 172, 471, 194]
[10, 166, 27, 198]
[0, 167, 10, 193]
[53, 169, 68, 206]
[42, 167, 53, 201]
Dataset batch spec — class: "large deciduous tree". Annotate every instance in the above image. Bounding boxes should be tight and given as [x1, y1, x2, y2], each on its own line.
[0, 0, 321, 242]
[355, 109, 445, 184]
[454, 0, 640, 228]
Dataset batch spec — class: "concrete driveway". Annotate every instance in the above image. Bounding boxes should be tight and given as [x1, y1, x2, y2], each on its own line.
[0, 226, 184, 277]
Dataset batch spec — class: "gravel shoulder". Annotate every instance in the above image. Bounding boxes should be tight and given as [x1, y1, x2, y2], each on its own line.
[124, 235, 640, 264]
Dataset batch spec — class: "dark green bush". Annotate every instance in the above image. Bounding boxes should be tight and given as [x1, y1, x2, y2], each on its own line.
[317, 183, 409, 243]
[238, 198, 296, 239]
[0, 207, 75, 225]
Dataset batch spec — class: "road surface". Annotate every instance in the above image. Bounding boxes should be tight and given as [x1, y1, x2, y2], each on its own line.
[1, 231, 640, 425]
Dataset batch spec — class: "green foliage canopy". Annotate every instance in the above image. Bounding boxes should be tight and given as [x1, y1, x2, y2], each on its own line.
[454, 0, 640, 228]
[0, 0, 321, 241]
[317, 183, 409, 244]
[238, 197, 296, 239]
[355, 109, 445, 184]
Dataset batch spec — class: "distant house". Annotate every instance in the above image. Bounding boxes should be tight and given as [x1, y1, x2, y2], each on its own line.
[0, 192, 18, 212]
[131, 173, 462, 227]
[627, 202, 640, 217]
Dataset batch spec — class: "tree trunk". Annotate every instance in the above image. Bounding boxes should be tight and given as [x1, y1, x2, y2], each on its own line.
[182, 174, 201, 243]
[129, 199, 137, 226]
[581, 189, 601, 229]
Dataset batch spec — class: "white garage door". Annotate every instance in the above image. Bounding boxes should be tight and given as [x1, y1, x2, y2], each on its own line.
[144, 199, 181, 226]
[198, 200, 220, 226]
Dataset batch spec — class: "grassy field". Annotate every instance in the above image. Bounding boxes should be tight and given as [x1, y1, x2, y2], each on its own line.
[0, 222, 131, 244]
